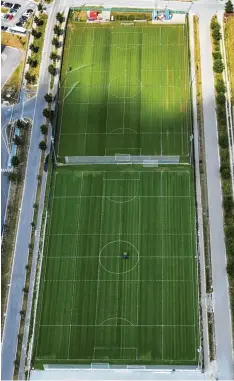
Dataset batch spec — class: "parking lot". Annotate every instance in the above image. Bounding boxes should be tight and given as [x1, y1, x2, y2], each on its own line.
[1, 0, 36, 31]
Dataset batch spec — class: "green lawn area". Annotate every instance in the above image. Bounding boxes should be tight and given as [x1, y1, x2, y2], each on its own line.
[34, 166, 199, 366]
[57, 23, 191, 161]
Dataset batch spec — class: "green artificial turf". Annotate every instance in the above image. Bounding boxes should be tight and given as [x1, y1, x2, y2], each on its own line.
[57, 24, 191, 160]
[35, 167, 199, 366]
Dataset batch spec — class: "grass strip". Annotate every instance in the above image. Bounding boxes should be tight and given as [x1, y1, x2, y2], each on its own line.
[2, 61, 24, 104]
[1, 122, 31, 334]
[224, 15, 234, 105]
[194, 16, 215, 361]
[211, 15, 234, 338]
[1, 32, 28, 50]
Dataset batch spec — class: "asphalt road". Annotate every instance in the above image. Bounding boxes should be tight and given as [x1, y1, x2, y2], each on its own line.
[199, 11, 233, 380]
[1, 93, 36, 229]
[1, 0, 59, 378]
[1, 0, 233, 380]
[1, 46, 24, 88]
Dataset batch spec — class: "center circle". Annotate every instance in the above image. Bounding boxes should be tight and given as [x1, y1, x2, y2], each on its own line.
[99, 240, 139, 274]
[109, 76, 141, 99]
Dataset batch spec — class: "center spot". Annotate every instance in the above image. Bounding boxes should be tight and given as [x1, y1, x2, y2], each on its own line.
[99, 240, 139, 274]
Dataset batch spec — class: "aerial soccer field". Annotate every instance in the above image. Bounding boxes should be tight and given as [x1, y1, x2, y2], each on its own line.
[57, 23, 191, 160]
[35, 167, 199, 366]
[34, 21, 199, 368]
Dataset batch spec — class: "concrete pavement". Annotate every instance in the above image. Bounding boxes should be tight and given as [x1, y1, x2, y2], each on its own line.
[199, 11, 233, 380]
[1, 0, 60, 378]
[1, 0, 233, 380]
[1, 46, 24, 88]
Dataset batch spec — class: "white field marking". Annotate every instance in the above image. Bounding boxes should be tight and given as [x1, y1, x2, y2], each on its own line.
[67, 172, 84, 359]
[99, 240, 139, 275]
[106, 196, 137, 204]
[35, 172, 58, 355]
[60, 131, 188, 136]
[94, 187, 105, 326]
[48, 233, 193, 236]
[52, 195, 191, 199]
[136, 196, 141, 326]
[116, 201, 122, 325]
[39, 324, 195, 328]
[108, 80, 142, 101]
[58, 27, 73, 154]
[109, 127, 138, 134]
[44, 279, 193, 282]
[188, 173, 198, 359]
[36, 357, 196, 362]
[100, 317, 134, 327]
[82, 30, 95, 154]
[71, 43, 185, 48]
[161, 171, 164, 360]
[62, 84, 186, 90]
[61, 68, 188, 74]
[46, 255, 194, 259]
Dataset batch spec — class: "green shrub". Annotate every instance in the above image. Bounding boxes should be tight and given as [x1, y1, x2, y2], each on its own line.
[223, 196, 234, 211]
[212, 51, 222, 60]
[213, 59, 224, 73]
[225, 0, 234, 13]
[215, 78, 226, 93]
[216, 92, 226, 105]
[222, 180, 232, 196]
[220, 165, 231, 179]
[227, 258, 234, 276]
[219, 133, 229, 149]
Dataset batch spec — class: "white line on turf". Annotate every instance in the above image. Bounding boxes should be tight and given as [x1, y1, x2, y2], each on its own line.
[67, 172, 84, 358]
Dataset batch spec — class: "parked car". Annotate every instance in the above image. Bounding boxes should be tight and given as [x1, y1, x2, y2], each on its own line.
[8, 13, 14, 20]
[12, 3, 21, 9]
[20, 15, 28, 21]
[26, 9, 33, 14]
[16, 21, 23, 27]
[4, 2, 13, 7]
[1, 1, 4, 5]
[1, 25, 8, 31]
[4, 13, 9, 19]
[10, 8, 17, 13]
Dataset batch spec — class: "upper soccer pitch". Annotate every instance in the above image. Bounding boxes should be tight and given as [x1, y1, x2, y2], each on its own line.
[57, 24, 191, 161]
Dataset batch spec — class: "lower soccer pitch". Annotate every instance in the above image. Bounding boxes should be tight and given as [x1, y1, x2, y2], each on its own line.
[34, 167, 199, 366]
[57, 23, 191, 161]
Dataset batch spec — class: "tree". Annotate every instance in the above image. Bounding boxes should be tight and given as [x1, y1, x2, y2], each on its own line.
[11, 156, 20, 167]
[44, 93, 53, 103]
[216, 92, 226, 105]
[23, 286, 29, 295]
[16, 119, 25, 129]
[227, 259, 234, 276]
[215, 78, 226, 93]
[39, 140, 47, 151]
[25, 71, 36, 84]
[32, 29, 42, 39]
[13, 135, 22, 146]
[50, 51, 60, 61]
[33, 202, 38, 209]
[220, 165, 231, 180]
[56, 12, 64, 23]
[40, 124, 48, 135]
[43, 108, 54, 121]
[48, 64, 56, 76]
[219, 134, 229, 149]
[212, 27, 221, 41]
[20, 310, 25, 318]
[223, 196, 234, 211]
[225, 0, 233, 13]
[54, 24, 62, 36]
[34, 16, 44, 26]
[38, 3, 43, 11]
[212, 51, 222, 60]
[29, 43, 39, 53]
[213, 59, 224, 73]
[52, 37, 60, 48]
[8, 172, 18, 182]
[27, 57, 37, 68]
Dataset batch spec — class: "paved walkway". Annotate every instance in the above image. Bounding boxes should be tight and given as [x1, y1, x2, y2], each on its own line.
[198, 11, 233, 380]
[1, 0, 58, 377]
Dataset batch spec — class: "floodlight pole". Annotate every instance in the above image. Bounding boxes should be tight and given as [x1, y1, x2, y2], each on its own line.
[51, 136, 58, 166]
